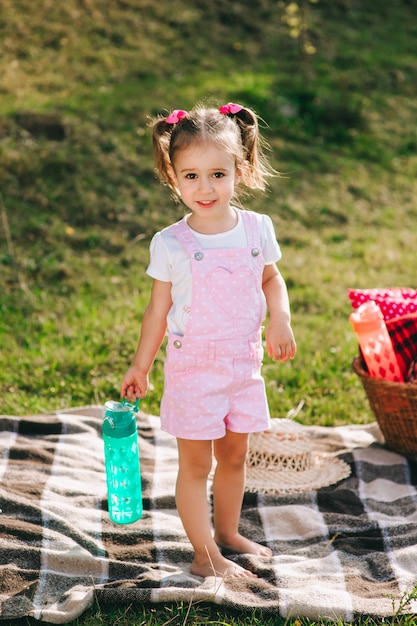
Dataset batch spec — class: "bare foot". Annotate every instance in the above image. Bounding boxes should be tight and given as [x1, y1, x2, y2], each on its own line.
[215, 533, 273, 558]
[191, 552, 257, 579]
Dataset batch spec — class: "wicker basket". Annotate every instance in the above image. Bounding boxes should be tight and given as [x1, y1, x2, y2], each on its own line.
[352, 356, 417, 456]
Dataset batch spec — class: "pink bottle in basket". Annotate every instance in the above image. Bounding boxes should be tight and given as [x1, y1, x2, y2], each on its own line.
[349, 300, 404, 382]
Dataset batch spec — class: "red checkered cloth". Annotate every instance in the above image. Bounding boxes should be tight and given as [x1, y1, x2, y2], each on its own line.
[386, 314, 417, 380]
[348, 288, 417, 380]
[408, 359, 417, 383]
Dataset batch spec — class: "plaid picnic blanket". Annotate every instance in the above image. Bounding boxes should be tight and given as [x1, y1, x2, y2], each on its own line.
[1, 406, 417, 623]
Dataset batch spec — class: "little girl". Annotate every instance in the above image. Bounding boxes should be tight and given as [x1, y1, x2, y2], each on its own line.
[121, 102, 296, 579]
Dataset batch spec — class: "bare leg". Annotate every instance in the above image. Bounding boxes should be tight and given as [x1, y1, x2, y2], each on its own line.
[213, 430, 272, 557]
[175, 438, 257, 578]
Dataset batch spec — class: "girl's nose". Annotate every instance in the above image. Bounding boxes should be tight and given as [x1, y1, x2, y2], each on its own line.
[198, 176, 213, 192]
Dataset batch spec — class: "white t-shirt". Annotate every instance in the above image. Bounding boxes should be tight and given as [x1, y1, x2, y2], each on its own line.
[147, 209, 282, 335]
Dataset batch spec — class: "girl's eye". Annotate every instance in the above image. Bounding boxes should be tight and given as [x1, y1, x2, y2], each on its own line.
[185, 173, 197, 179]
[213, 172, 225, 178]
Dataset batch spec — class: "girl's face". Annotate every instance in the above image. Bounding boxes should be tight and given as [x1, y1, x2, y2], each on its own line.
[172, 141, 239, 229]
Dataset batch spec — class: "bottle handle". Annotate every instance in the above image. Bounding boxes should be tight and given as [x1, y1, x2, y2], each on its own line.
[121, 397, 140, 412]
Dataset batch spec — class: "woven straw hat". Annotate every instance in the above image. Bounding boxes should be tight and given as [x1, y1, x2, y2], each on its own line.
[245, 419, 351, 495]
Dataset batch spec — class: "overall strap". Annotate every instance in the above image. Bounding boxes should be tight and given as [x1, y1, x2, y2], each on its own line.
[240, 210, 262, 252]
[170, 219, 202, 255]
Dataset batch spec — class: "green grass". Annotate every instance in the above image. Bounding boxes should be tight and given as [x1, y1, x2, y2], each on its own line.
[2, 0, 417, 623]
[6, 596, 417, 626]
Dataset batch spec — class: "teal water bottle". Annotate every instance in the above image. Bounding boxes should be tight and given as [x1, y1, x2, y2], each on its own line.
[102, 399, 143, 524]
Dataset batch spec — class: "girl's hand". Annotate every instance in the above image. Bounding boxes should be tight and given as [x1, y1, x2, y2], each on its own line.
[266, 323, 297, 363]
[120, 366, 149, 401]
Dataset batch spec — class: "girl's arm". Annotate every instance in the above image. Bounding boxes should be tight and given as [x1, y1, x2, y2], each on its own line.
[262, 263, 296, 362]
[120, 279, 173, 400]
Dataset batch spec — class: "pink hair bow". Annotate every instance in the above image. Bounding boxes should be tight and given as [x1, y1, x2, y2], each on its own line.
[165, 109, 187, 124]
[219, 102, 243, 115]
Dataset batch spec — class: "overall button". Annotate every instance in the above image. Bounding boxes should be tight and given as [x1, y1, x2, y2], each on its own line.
[194, 251, 204, 261]
[173, 340, 182, 349]
[251, 248, 260, 257]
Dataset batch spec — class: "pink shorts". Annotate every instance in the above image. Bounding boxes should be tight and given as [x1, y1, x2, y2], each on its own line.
[160, 333, 271, 440]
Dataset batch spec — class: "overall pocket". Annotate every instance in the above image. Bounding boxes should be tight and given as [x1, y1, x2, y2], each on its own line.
[249, 341, 264, 370]
[165, 341, 200, 387]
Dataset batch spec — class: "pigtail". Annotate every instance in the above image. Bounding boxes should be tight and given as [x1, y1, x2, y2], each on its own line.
[151, 117, 178, 192]
[233, 107, 276, 190]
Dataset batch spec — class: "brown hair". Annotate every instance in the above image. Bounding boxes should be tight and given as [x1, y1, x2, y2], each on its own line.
[151, 104, 275, 196]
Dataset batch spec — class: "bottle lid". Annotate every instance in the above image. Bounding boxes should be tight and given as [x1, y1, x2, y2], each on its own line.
[102, 399, 139, 438]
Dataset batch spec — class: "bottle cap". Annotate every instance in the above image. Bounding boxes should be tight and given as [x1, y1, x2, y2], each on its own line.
[349, 300, 384, 334]
[102, 399, 140, 438]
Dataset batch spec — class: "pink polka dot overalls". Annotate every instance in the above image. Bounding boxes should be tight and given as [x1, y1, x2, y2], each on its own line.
[160, 210, 271, 440]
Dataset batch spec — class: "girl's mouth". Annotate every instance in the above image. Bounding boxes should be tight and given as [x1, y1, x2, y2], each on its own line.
[197, 200, 216, 208]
